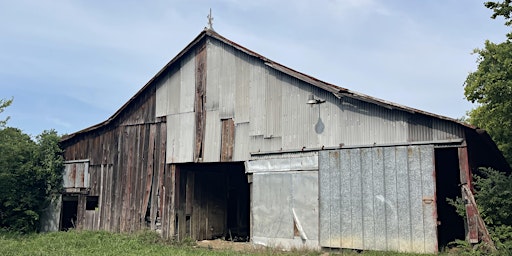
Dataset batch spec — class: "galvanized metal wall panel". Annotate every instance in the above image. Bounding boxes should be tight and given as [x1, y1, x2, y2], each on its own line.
[233, 122, 250, 161]
[249, 135, 282, 153]
[420, 146, 437, 251]
[280, 77, 319, 149]
[318, 145, 437, 254]
[432, 118, 464, 141]
[219, 50, 236, 119]
[167, 112, 195, 163]
[207, 39, 253, 121]
[179, 53, 196, 113]
[166, 66, 181, 116]
[265, 69, 282, 137]
[206, 40, 220, 111]
[249, 63, 267, 136]
[155, 75, 168, 117]
[203, 110, 221, 162]
[234, 51, 251, 124]
[383, 147, 400, 251]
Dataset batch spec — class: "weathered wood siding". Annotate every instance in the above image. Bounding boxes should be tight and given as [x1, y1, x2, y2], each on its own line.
[62, 86, 173, 236]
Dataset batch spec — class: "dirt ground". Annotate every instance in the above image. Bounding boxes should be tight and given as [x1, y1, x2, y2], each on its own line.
[196, 239, 258, 252]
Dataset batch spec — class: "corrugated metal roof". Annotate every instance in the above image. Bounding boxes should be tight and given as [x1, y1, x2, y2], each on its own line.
[61, 28, 478, 143]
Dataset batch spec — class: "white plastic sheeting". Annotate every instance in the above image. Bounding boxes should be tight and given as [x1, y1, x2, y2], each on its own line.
[248, 154, 319, 249]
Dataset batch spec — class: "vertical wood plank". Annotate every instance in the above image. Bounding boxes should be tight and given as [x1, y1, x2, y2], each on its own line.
[195, 44, 207, 161]
[143, 125, 156, 224]
[220, 119, 235, 162]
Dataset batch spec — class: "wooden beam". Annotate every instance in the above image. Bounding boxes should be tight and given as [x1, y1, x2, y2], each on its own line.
[194, 44, 207, 162]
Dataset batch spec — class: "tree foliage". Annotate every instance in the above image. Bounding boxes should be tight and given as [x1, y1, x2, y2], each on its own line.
[464, 1, 512, 165]
[0, 100, 63, 233]
[473, 168, 512, 250]
[0, 97, 12, 128]
[485, 0, 512, 37]
[464, 40, 512, 164]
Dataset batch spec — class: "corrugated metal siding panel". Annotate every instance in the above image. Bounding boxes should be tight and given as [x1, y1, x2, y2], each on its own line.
[407, 115, 433, 142]
[318, 145, 437, 254]
[234, 50, 251, 124]
[432, 118, 464, 141]
[249, 135, 282, 154]
[336, 98, 409, 146]
[205, 40, 219, 111]
[203, 110, 221, 162]
[207, 38, 253, 121]
[233, 122, 250, 161]
[155, 75, 168, 117]
[265, 69, 282, 138]
[218, 47, 236, 119]
[180, 53, 196, 113]
[167, 112, 195, 163]
[281, 76, 318, 149]
[166, 66, 181, 115]
[206, 40, 220, 111]
[249, 63, 267, 136]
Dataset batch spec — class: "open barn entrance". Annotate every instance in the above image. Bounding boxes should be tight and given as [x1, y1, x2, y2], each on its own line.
[60, 195, 78, 231]
[435, 147, 465, 249]
[175, 162, 249, 242]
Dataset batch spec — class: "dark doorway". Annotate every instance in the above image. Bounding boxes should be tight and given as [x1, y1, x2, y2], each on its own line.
[435, 148, 465, 249]
[60, 195, 78, 231]
[175, 162, 249, 241]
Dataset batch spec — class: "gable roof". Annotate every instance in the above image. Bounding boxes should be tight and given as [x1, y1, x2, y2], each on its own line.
[62, 28, 475, 142]
[60, 28, 510, 172]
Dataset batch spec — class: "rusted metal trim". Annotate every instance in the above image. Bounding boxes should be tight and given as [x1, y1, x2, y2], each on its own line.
[250, 139, 464, 156]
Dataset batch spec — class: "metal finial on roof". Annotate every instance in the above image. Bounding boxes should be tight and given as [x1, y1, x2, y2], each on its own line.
[207, 8, 214, 30]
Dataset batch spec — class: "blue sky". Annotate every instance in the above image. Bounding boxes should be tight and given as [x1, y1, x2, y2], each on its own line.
[0, 0, 509, 136]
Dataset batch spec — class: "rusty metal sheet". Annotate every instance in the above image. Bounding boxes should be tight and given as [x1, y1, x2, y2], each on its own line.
[63, 161, 89, 189]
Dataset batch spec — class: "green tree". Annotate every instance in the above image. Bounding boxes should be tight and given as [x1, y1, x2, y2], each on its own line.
[0, 97, 12, 128]
[0, 127, 39, 232]
[0, 99, 64, 233]
[464, 2, 512, 165]
[464, 40, 512, 164]
[474, 168, 512, 250]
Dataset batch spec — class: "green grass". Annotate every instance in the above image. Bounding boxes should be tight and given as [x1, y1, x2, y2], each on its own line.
[0, 230, 434, 256]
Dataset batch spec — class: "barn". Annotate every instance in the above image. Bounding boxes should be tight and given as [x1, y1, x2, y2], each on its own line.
[44, 28, 510, 253]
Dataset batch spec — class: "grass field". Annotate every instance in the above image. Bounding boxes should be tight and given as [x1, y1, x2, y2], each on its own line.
[0, 230, 438, 256]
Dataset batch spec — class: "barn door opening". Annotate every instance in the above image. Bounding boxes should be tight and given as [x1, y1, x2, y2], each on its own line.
[435, 147, 465, 249]
[60, 195, 78, 231]
[175, 162, 249, 241]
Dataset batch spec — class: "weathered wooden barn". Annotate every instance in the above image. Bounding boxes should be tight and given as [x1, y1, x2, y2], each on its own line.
[47, 28, 510, 253]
